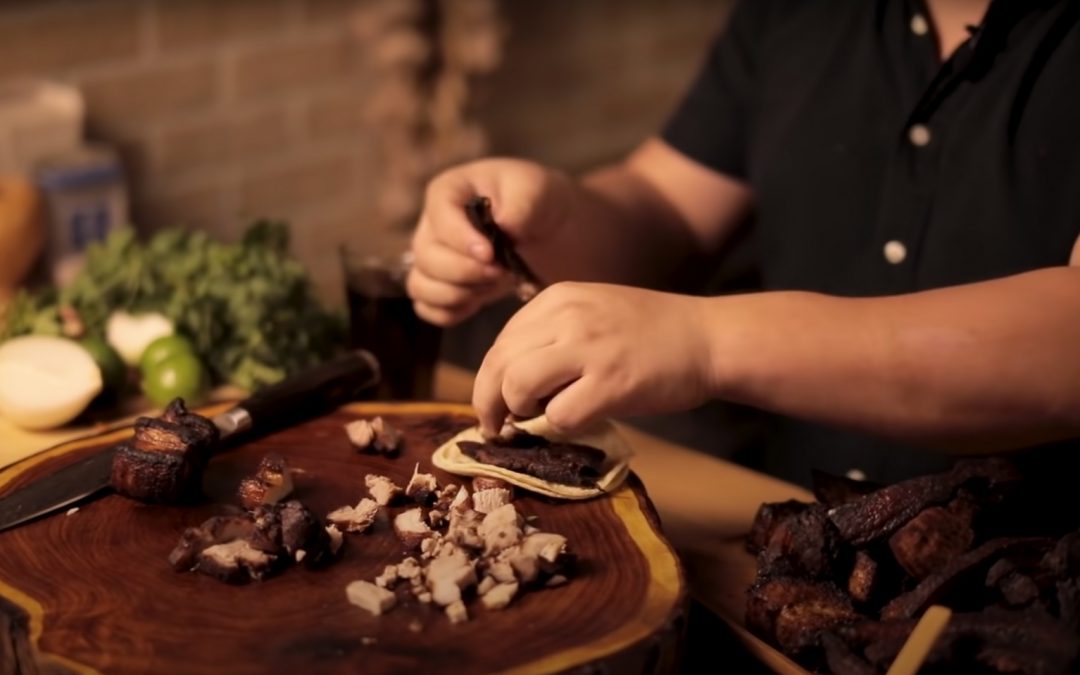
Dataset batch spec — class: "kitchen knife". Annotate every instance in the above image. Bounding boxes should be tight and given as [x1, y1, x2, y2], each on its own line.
[0, 348, 380, 533]
[464, 196, 544, 301]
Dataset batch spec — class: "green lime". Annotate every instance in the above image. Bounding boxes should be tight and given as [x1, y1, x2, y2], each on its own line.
[80, 336, 127, 395]
[139, 334, 197, 376]
[142, 352, 209, 408]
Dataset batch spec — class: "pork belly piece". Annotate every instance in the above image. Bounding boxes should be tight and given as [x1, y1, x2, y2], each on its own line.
[237, 454, 294, 510]
[759, 504, 845, 580]
[279, 500, 333, 566]
[197, 540, 277, 583]
[472, 476, 514, 515]
[326, 498, 379, 534]
[345, 417, 402, 455]
[774, 600, 860, 657]
[346, 580, 397, 616]
[827, 458, 1020, 547]
[888, 496, 976, 580]
[446, 507, 484, 552]
[445, 600, 468, 624]
[365, 474, 404, 506]
[109, 398, 220, 503]
[811, 469, 882, 508]
[745, 576, 852, 640]
[882, 537, 1052, 620]
[405, 463, 439, 504]
[747, 500, 809, 554]
[394, 507, 434, 549]
[456, 430, 607, 487]
[168, 514, 277, 572]
[325, 524, 344, 555]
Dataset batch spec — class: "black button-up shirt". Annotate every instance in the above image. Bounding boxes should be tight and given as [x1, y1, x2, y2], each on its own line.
[660, 0, 1080, 485]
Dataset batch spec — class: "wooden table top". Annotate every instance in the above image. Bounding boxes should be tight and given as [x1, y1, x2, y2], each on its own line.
[0, 361, 812, 674]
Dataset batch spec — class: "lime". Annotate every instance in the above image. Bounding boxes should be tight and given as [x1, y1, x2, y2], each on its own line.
[80, 335, 127, 396]
[142, 352, 209, 408]
[139, 334, 197, 375]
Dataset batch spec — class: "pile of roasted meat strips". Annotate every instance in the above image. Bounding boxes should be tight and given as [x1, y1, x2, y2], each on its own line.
[746, 458, 1080, 674]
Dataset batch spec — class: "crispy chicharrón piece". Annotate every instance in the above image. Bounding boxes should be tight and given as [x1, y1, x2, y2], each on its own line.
[110, 398, 219, 503]
[237, 454, 295, 510]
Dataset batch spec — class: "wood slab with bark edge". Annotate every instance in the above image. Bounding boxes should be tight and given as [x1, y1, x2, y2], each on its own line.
[0, 402, 686, 675]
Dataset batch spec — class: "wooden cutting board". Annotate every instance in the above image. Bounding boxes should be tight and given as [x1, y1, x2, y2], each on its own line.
[0, 402, 687, 675]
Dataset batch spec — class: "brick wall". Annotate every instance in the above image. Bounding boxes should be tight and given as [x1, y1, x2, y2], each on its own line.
[0, 0, 730, 303]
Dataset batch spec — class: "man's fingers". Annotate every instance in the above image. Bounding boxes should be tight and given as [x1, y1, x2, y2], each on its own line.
[413, 300, 475, 327]
[424, 180, 493, 262]
[412, 226, 504, 285]
[500, 348, 582, 420]
[543, 375, 608, 433]
[407, 269, 494, 309]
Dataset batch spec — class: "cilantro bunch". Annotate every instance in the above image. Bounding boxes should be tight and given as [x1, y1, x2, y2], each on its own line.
[1, 220, 347, 392]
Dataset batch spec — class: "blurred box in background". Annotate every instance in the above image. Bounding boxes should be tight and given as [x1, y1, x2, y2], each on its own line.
[0, 78, 129, 287]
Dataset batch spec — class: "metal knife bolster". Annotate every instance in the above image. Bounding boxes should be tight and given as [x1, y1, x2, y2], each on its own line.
[213, 408, 253, 439]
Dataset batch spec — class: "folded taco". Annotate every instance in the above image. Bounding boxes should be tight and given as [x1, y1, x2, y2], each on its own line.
[431, 415, 632, 500]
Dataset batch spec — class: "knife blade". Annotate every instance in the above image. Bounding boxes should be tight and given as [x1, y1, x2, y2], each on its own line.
[0, 348, 381, 533]
[464, 195, 544, 301]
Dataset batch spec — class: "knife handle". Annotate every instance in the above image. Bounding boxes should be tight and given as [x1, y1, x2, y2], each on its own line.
[219, 349, 381, 439]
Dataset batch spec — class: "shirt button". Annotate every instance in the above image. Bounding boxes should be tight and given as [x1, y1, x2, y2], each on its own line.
[883, 240, 907, 264]
[908, 124, 932, 147]
[910, 14, 930, 36]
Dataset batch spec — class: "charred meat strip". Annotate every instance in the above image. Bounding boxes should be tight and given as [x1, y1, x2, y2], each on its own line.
[882, 537, 1051, 620]
[847, 550, 880, 605]
[109, 398, 220, 503]
[827, 458, 1021, 547]
[774, 600, 860, 657]
[457, 430, 607, 487]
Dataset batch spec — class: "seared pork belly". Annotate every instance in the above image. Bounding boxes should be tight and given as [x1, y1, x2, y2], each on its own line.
[472, 476, 513, 515]
[109, 398, 219, 503]
[279, 500, 333, 567]
[457, 429, 607, 487]
[237, 454, 294, 510]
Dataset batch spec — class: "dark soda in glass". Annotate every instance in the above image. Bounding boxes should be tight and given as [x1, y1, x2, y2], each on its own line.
[341, 249, 441, 401]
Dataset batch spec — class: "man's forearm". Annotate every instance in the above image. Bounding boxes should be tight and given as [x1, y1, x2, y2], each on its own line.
[707, 267, 1080, 452]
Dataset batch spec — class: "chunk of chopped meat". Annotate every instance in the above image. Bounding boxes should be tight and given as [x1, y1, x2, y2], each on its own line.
[479, 503, 524, 556]
[345, 416, 403, 455]
[397, 557, 423, 581]
[445, 600, 468, 624]
[848, 550, 880, 605]
[774, 600, 860, 656]
[426, 549, 477, 606]
[375, 565, 398, 589]
[278, 500, 332, 566]
[480, 581, 519, 610]
[326, 498, 379, 534]
[365, 474, 403, 506]
[473, 487, 514, 515]
[325, 525, 343, 554]
[405, 463, 439, 504]
[197, 540, 276, 584]
[745, 576, 852, 640]
[888, 497, 976, 580]
[759, 504, 844, 580]
[237, 454, 294, 510]
[109, 399, 220, 504]
[747, 500, 809, 555]
[446, 507, 484, 551]
[345, 580, 397, 616]
[394, 508, 434, 549]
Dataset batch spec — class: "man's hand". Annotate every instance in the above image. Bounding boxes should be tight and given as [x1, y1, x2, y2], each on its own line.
[407, 158, 573, 327]
[472, 282, 716, 435]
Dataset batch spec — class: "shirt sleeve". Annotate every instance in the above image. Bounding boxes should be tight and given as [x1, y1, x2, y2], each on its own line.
[659, 0, 773, 179]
